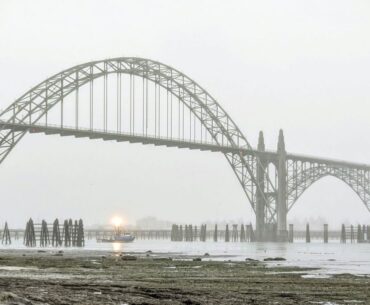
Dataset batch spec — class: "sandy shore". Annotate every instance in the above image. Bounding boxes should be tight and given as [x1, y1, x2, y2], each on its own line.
[0, 249, 368, 305]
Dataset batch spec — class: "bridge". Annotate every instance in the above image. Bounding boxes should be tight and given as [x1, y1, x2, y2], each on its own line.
[0, 57, 369, 241]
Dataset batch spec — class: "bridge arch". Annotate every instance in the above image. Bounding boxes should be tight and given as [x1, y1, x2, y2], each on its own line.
[287, 164, 370, 213]
[0, 57, 272, 214]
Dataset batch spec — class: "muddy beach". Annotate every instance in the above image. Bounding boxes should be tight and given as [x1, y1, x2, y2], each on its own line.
[0, 250, 368, 305]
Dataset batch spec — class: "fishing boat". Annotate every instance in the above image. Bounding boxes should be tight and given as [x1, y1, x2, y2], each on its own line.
[98, 221, 135, 243]
[99, 233, 135, 243]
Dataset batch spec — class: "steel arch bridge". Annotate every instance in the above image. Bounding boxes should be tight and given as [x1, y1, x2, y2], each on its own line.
[0, 57, 369, 241]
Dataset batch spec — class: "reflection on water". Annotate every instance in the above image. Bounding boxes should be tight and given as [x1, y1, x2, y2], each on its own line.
[1, 239, 370, 275]
[112, 242, 123, 252]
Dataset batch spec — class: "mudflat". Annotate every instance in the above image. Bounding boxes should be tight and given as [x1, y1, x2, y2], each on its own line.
[0, 250, 368, 305]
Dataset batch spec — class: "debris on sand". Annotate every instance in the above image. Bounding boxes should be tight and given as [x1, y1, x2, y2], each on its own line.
[0, 292, 33, 305]
[121, 255, 138, 261]
[245, 258, 259, 262]
[264, 257, 286, 261]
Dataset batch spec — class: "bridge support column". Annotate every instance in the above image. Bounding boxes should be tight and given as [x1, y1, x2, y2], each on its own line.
[277, 129, 288, 242]
[256, 131, 267, 242]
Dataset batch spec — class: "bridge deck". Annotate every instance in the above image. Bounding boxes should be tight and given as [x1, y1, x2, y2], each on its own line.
[1, 121, 369, 170]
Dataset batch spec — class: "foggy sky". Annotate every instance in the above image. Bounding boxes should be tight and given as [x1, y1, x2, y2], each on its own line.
[0, 0, 370, 228]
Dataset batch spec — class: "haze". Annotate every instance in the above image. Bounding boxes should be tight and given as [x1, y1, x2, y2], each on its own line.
[0, 0, 370, 228]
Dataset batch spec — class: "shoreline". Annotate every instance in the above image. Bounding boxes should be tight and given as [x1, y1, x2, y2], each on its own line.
[0, 249, 369, 304]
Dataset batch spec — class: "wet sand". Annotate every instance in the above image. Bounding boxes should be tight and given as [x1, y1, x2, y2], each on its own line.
[0, 250, 368, 305]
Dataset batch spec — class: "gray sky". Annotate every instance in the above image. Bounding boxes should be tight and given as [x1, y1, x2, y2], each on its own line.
[0, 0, 370, 228]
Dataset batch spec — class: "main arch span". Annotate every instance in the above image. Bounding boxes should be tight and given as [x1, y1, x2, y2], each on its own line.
[1, 57, 369, 241]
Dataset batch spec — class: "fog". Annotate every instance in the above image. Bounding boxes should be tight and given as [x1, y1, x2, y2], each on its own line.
[0, 0, 370, 228]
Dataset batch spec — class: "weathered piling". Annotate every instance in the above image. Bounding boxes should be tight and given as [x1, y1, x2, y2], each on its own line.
[232, 224, 238, 242]
[305, 223, 310, 243]
[184, 225, 188, 241]
[170, 224, 175, 241]
[362, 225, 367, 242]
[190, 225, 194, 242]
[24, 218, 36, 247]
[357, 225, 363, 243]
[240, 224, 246, 242]
[213, 224, 218, 242]
[249, 224, 255, 242]
[39, 220, 50, 247]
[72, 220, 78, 246]
[76, 219, 85, 247]
[323, 224, 328, 243]
[350, 225, 354, 243]
[63, 220, 71, 247]
[340, 224, 346, 243]
[170, 224, 176, 241]
[200, 224, 207, 242]
[179, 225, 183, 241]
[2, 222, 11, 245]
[288, 224, 294, 243]
[52, 219, 62, 247]
[367, 225, 370, 242]
[225, 224, 230, 242]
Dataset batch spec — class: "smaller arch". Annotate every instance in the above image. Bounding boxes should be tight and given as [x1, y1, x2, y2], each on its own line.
[287, 165, 370, 213]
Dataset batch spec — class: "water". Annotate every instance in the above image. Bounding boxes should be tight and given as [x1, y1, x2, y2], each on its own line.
[2, 240, 370, 276]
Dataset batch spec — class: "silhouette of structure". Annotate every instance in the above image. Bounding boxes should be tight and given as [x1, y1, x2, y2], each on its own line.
[1, 57, 369, 241]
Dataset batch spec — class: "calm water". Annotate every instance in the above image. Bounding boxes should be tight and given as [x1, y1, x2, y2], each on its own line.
[2, 239, 370, 276]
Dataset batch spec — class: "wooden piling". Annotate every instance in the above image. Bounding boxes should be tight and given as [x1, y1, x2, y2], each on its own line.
[240, 224, 246, 242]
[225, 224, 230, 242]
[199, 224, 207, 242]
[232, 224, 238, 242]
[357, 225, 363, 243]
[2, 222, 11, 245]
[249, 224, 255, 242]
[306, 223, 310, 243]
[40, 220, 50, 247]
[350, 225, 354, 243]
[63, 220, 71, 247]
[323, 224, 328, 243]
[52, 219, 62, 247]
[179, 225, 183, 241]
[340, 224, 346, 243]
[288, 224, 294, 243]
[213, 224, 218, 242]
[76, 219, 85, 247]
[24, 218, 36, 247]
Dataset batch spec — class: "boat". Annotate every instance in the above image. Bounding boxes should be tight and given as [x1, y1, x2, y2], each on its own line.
[100, 233, 135, 243]
[98, 224, 135, 243]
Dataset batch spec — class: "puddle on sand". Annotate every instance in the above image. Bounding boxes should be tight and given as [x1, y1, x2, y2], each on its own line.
[0, 266, 38, 271]
[302, 274, 332, 279]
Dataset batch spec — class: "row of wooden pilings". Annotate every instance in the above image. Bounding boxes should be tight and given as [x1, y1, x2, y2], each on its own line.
[289, 224, 370, 243]
[170, 224, 256, 242]
[167, 223, 370, 243]
[23, 218, 85, 247]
